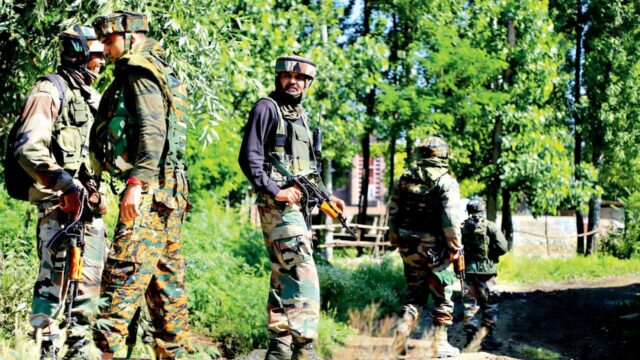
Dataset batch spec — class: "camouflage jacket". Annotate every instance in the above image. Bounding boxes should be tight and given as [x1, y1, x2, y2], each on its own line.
[462, 217, 508, 274]
[14, 72, 101, 202]
[388, 158, 463, 251]
[92, 38, 184, 184]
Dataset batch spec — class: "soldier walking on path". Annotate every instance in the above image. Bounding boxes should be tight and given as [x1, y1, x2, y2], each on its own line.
[8, 25, 108, 359]
[90, 11, 191, 360]
[239, 55, 346, 360]
[388, 137, 463, 359]
[461, 197, 508, 350]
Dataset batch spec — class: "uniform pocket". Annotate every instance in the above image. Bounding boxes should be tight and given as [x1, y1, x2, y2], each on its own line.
[272, 233, 313, 271]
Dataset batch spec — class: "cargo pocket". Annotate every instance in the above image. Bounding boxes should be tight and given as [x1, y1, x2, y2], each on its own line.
[139, 189, 173, 231]
[108, 217, 142, 263]
[271, 224, 313, 271]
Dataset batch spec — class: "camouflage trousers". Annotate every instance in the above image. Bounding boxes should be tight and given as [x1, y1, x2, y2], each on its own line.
[257, 195, 320, 341]
[93, 174, 190, 358]
[463, 274, 500, 331]
[398, 239, 456, 326]
[31, 200, 107, 351]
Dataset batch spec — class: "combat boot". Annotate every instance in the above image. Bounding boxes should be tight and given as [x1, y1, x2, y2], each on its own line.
[291, 340, 322, 360]
[392, 305, 420, 357]
[480, 328, 503, 350]
[63, 336, 89, 359]
[432, 326, 460, 358]
[40, 339, 60, 360]
[265, 337, 293, 360]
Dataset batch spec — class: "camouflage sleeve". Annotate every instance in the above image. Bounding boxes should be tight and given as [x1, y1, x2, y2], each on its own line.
[438, 174, 463, 251]
[488, 221, 508, 257]
[127, 73, 167, 183]
[14, 81, 75, 193]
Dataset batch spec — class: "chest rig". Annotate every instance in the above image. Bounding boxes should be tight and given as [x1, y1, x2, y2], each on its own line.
[262, 97, 315, 186]
[51, 78, 93, 178]
[99, 48, 188, 180]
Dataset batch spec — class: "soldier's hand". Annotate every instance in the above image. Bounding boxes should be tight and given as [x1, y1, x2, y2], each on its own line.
[120, 184, 142, 222]
[449, 249, 461, 261]
[329, 195, 346, 212]
[275, 187, 302, 205]
[60, 185, 82, 220]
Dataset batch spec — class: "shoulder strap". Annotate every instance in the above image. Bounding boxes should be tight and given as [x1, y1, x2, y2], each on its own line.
[261, 97, 286, 153]
[39, 74, 67, 116]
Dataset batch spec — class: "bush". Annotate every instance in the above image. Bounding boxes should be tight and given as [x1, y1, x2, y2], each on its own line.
[319, 254, 406, 322]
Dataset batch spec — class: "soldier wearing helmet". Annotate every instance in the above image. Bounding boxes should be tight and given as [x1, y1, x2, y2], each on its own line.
[239, 55, 344, 360]
[388, 136, 463, 358]
[461, 197, 508, 350]
[90, 11, 190, 360]
[10, 24, 107, 359]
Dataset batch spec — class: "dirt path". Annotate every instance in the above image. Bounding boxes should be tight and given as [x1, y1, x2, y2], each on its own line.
[335, 276, 640, 360]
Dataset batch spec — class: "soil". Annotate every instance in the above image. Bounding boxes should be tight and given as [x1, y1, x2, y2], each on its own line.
[239, 276, 640, 359]
[335, 276, 640, 360]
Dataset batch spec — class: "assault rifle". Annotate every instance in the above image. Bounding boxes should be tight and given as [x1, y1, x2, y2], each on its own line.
[46, 190, 87, 329]
[453, 249, 466, 296]
[267, 154, 356, 237]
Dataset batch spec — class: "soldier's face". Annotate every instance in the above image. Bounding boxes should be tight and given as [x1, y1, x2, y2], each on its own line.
[87, 52, 105, 74]
[101, 33, 126, 62]
[278, 71, 309, 96]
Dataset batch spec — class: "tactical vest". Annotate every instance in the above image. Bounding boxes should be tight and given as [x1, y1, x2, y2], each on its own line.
[395, 169, 444, 236]
[51, 78, 93, 177]
[461, 216, 490, 262]
[100, 46, 188, 179]
[262, 97, 315, 185]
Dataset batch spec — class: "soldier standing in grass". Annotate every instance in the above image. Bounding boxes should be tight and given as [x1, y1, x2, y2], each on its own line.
[388, 136, 463, 359]
[90, 11, 191, 360]
[9, 25, 107, 359]
[239, 55, 346, 360]
[461, 197, 508, 350]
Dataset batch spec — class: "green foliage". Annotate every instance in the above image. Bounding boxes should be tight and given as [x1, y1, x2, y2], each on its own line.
[515, 344, 562, 360]
[319, 254, 406, 321]
[497, 253, 640, 284]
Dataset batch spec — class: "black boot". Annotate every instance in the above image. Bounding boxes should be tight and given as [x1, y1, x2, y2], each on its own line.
[291, 341, 322, 360]
[265, 338, 292, 360]
[480, 328, 503, 350]
[63, 336, 89, 359]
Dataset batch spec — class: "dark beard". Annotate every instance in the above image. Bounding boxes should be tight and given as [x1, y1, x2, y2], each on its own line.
[272, 77, 303, 106]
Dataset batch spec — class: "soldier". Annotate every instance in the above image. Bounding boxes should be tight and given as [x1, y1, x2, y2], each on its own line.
[461, 197, 508, 350]
[388, 136, 463, 359]
[10, 25, 107, 359]
[90, 11, 191, 360]
[239, 55, 345, 360]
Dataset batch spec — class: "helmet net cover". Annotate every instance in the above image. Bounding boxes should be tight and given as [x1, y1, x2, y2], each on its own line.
[92, 11, 149, 39]
[417, 136, 449, 159]
[467, 197, 486, 214]
[275, 55, 316, 79]
[59, 25, 102, 66]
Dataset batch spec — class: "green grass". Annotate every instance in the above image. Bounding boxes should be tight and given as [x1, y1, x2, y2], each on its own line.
[516, 344, 562, 359]
[497, 252, 640, 284]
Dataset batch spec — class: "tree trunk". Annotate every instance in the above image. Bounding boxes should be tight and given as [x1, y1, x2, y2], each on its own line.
[574, 0, 585, 254]
[389, 127, 397, 200]
[487, 115, 502, 222]
[501, 188, 514, 250]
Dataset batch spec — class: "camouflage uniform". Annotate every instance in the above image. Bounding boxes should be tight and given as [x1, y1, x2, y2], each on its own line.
[388, 137, 462, 358]
[461, 203, 508, 346]
[90, 12, 190, 359]
[13, 49, 107, 357]
[239, 55, 325, 359]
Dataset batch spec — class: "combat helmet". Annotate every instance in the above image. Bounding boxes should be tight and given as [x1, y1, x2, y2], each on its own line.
[416, 136, 449, 159]
[467, 197, 486, 214]
[59, 25, 103, 68]
[275, 55, 316, 80]
[92, 11, 148, 39]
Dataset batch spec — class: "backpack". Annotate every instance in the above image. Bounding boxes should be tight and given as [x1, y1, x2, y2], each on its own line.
[3, 75, 67, 201]
[461, 216, 490, 261]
